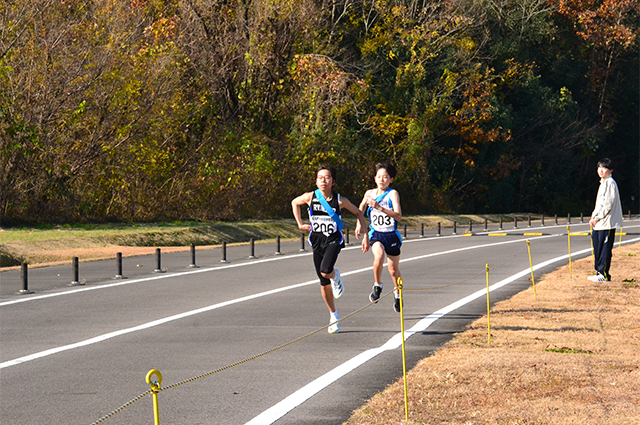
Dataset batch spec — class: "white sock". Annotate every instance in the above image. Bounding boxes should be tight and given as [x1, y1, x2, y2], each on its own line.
[331, 311, 340, 320]
[374, 283, 382, 288]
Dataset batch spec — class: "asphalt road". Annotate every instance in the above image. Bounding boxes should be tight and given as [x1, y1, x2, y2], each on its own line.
[2, 219, 639, 425]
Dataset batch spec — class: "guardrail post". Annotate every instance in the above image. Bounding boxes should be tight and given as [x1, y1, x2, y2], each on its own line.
[154, 248, 164, 273]
[541, 214, 545, 226]
[514, 216, 518, 229]
[221, 241, 229, 263]
[248, 238, 257, 259]
[19, 263, 33, 294]
[346, 227, 350, 245]
[69, 256, 82, 286]
[115, 252, 124, 279]
[189, 244, 198, 268]
[629, 210, 632, 220]
[580, 212, 584, 223]
[528, 215, 531, 227]
[555, 214, 558, 225]
[437, 222, 441, 236]
[484, 218, 488, 232]
[567, 213, 571, 224]
[452, 221, 457, 235]
[404, 224, 407, 238]
[420, 223, 424, 238]
[468, 220, 473, 233]
[499, 217, 503, 230]
[275, 235, 283, 255]
[300, 234, 307, 252]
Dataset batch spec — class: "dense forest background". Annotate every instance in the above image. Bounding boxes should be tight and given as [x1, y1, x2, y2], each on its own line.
[1, 0, 638, 225]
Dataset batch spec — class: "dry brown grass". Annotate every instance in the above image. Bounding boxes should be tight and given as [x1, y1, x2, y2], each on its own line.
[345, 243, 640, 425]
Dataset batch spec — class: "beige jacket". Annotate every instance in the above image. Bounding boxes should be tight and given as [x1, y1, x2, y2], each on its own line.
[590, 175, 623, 230]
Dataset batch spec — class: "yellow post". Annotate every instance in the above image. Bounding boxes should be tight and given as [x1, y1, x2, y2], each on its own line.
[590, 226, 594, 262]
[486, 264, 491, 345]
[398, 278, 409, 421]
[146, 369, 163, 425]
[619, 227, 623, 251]
[567, 226, 572, 278]
[526, 240, 536, 300]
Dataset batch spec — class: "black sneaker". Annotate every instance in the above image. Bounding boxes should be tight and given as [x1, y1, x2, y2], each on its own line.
[394, 297, 402, 313]
[369, 285, 382, 303]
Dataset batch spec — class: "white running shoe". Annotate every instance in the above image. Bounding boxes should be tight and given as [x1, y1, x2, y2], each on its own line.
[331, 269, 343, 299]
[328, 314, 341, 334]
[587, 273, 607, 282]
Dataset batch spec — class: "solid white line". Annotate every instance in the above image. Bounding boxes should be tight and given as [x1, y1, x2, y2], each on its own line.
[0, 235, 547, 368]
[245, 236, 640, 424]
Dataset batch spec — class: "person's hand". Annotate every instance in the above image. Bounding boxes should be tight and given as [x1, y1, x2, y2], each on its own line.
[589, 219, 597, 227]
[367, 198, 380, 210]
[361, 234, 370, 253]
[298, 223, 311, 232]
[355, 221, 362, 240]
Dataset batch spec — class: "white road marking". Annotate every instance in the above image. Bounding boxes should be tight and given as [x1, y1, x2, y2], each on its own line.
[245, 237, 640, 424]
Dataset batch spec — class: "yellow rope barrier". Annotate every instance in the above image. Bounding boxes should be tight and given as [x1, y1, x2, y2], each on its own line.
[398, 278, 409, 421]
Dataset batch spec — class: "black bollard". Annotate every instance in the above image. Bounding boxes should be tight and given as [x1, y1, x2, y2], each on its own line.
[499, 217, 503, 230]
[248, 238, 257, 259]
[555, 214, 558, 225]
[484, 218, 488, 232]
[189, 244, 198, 268]
[300, 234, 307, 252]
[437, 222, 441, 237]
[453, 221, 457, 235]
[567, 213, 571, 224]
[70, 256, 82, 286]
[221, 241, 229, 263]
[469, 220, 473, 233]
[420, 223, 424, 238]
[19, 263, 33, 294]
[275, 235, 283, 255]
[541, 214, 545, 226]
[115, 252, 124, 279]
[514, 217, 518, 229]
[580, 212, 584, 223]
[154, 248, 164, 273]
[404, 224, 407, 238]
[528, 215, 531, 227]
[346, 227, 350, 245]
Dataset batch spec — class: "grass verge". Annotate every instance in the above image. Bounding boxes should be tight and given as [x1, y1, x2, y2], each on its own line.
[344, 242, 640, 425]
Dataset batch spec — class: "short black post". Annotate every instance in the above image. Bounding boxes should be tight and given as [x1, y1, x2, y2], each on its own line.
[248, 238, 257, 259]
[528, 215, 531, 227]
[299, 234, 306, 252]
[453, 221, 457, 235]
[115, 252, 124, 279]
[420, 223, 424, 238]
[468, 220, 473, 233]
[19, 263, 33, 294]
[70, 256, 82, 286]
[567, 213, 571, 224]
[499, 217, 503, 230]
[404, 224, 407, 238]
[275, 235, 283, 255]
[541, 214, 545, 226]
[484, 218, 488, 232]
[629, 210, 632, 220]
[154, 248, 163, 272]
[514, 216, 518, 229]
[221, 241, 229, 263]
[437, 222, 441, 237]
[189, 244, 198, 268]
[555, 214, 558, 225]
[345, 227, 350, 245]
[580, 212, 584, 223]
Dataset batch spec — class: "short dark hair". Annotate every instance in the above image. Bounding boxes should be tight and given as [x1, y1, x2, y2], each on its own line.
[597, 158, 614, 170]
[375, 162, 397, 179]
[316, 165, 337, 181]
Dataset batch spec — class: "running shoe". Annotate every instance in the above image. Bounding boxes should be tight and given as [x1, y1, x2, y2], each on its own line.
[587, 273, 607, 282]
[328, 314, 341, 334]
[369, 284, 382, 303]
[331, 269, 343, 299]
[394, 297, 402, 313]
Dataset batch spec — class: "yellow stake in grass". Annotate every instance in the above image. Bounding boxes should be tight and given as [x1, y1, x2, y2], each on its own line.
[486, 264, 491, 345]
[526, 240, 536, 300]
[397, 277, 409, 422]
[146, 369, 162, 425]
[567, 226, 572, 278]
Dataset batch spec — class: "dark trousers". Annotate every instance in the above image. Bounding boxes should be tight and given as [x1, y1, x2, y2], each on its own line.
[591, 228, 616, 279]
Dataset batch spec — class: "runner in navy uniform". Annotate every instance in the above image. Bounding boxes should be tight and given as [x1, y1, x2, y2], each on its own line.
[292, 165, 367, 333]
[355, 163, 404, 312]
